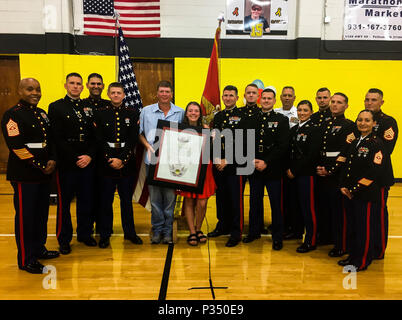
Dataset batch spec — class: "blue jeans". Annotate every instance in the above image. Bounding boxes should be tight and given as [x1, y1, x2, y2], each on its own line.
[146, 165, 176, 237]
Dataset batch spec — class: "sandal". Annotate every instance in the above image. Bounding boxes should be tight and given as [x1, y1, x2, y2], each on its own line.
[187, 233, 198, 246]
[196, 231, 207, 243]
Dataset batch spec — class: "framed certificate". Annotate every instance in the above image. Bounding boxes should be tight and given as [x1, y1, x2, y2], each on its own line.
[147, 120, 208, 193]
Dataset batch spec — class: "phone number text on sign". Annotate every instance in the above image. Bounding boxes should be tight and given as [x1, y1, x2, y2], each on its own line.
[343, 1, 402, 41]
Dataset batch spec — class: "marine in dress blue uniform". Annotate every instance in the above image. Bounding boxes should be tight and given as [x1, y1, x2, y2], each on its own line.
[364, 88, 398, 260]
[93, 82, 142, 248]
[286, 100, 321, 253]
[316, 93, 358, 258]
[337, 110, 386, 271]
[310, 87, 332, 127]
[82, 73, 110, 234]
[1, 78, 59, 274]
[239, 84, 265, 236]
[210, 85, 246, 247]
[48, 73, 97, 254]
[245, 88, 290, 250]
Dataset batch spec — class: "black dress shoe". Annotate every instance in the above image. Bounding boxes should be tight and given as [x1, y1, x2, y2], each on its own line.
[99, 238, 110, 248]
[38, 249, 60, 259]
[207, 229, 228, 238]
[296, 243, 316, 253]
[338, 255, 353, 266]
[328, 247, 347, 257]
[125, 234, 143, 245]
[19, 261, 45, 274]
[272, 240, 283, 251]
[78, 237, 97, 247]
[225, 238, 240, 247]
[59, 243, 71, 255]
[243, 234, 261, 243]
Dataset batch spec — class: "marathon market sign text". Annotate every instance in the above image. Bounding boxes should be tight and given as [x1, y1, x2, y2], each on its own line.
[344, 0, 402, 40]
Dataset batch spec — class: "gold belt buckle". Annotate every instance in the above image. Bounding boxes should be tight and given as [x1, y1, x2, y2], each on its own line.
[115, 142, 121, 148]
[259, 145, 264, 152]
[79, 134, 84, 142]
[42, 142, 47, 148]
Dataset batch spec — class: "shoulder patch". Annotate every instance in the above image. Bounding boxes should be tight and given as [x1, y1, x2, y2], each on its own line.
[383, 127, 395, 141]
[374, 150, 383, 165]
[346, 132, 356, 144]
[6, 119, 20, 137]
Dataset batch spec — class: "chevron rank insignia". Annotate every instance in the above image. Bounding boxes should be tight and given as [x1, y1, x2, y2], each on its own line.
[384, 127, 395, 141]
[346, 132, 356, 144]
[374, 150, 383, 165]
[6, 119, 20, 137]
[13, 148, 33, 160]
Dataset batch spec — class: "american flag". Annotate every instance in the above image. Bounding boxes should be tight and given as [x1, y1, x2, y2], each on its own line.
[117, 26, 150, 210]
[83, 0, 160, 38]
[118, 26, 143, 110]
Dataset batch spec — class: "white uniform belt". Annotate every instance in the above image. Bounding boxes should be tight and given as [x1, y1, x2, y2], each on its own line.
[107, 142, 125, 148]
[25, 142, 46, 148]
[326, 151, 340, 157]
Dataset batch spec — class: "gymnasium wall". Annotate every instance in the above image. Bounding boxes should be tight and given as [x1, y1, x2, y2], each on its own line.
[174, 57, 402, 177]
[19, 53, 116, 110]
[2, 0, 402, 177]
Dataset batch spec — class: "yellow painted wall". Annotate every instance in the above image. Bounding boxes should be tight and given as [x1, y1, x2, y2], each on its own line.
[17, 54, 401, 176]
[175, 57, 402, 177]
[19, 54, 117, 111]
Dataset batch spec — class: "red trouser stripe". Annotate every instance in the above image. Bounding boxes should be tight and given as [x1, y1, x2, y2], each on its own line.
[17, 183, 26, 267]
[56, 171, 63, 238]
[309, 176, 317, 246]
[360, 202, 371, 270]
[342, 199, 347, 252]
[379, 188, 386, 259]
[239, 176, 244, 234]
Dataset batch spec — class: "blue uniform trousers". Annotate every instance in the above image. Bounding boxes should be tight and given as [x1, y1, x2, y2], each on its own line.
[99, 175, 137, 239]
[316, 177, 348, 251]
[249, 175, 283, 242]
[55, 166, 94, 245]
[372, 187, 389, 259]
[213, 168, 244, 240]
[294, 176, 318, 246]
[11, 182, 50, 267]
[212, 167, 232, 234]
[344, 199, 379, 270]
[283, 176, 304, 235]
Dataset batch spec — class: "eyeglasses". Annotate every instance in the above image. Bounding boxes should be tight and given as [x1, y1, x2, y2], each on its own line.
[252, 7, 262, 11]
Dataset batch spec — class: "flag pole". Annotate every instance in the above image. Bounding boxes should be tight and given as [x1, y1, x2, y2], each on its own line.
[113, 10, 120, 81]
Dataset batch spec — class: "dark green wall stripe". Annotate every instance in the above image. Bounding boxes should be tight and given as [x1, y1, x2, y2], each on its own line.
[0, 33, 401, 60]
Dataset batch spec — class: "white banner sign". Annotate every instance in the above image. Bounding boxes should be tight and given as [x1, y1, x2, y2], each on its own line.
[226, 0, 288, 37]
[343, 0, 402, 41]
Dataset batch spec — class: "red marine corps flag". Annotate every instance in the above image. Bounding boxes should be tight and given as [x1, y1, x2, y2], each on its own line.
[200, 18, 223, 125]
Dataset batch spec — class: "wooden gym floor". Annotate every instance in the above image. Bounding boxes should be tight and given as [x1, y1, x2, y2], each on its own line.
[0, 173, 401, 300]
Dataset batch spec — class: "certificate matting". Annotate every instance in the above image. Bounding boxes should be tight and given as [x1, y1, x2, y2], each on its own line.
[147, 120, 208, 193]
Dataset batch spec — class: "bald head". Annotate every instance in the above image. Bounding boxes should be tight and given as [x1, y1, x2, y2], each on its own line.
[18, 78, 41, 105]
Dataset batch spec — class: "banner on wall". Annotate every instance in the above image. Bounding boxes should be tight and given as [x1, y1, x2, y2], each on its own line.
[343, 0, 402, 41]
[226, 0, 288, 36]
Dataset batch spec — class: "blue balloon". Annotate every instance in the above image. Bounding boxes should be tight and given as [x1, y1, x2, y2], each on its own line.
[252, 79, 264, 89]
